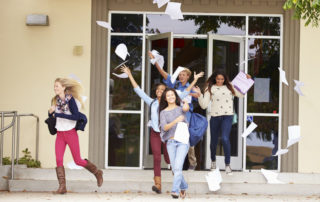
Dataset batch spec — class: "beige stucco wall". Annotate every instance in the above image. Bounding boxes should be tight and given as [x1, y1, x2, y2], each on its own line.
[298, 21, 320, 173]
[0, 0, 91, 168]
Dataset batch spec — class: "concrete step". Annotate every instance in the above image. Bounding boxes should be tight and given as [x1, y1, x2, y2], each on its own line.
[8, 167, 320, 195]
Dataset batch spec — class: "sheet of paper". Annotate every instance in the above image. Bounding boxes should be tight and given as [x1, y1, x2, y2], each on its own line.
[171, 66, 186, 84]
[115, 43, 130, 61]
[231, 71, 254, 94]
[153, 0, 169, 8]
[81, 96, 88, 103]
[174, 122, 189, 144]
[294, 80, 304, 96]
[112, 72, 128, 79]
[287, 125, 301, 148]
[242, 122, 257, 138]
[67, 161, 83, 170]
[96, 21, 113, 31]
[261, 169, 285, 184]
[254, 78, 270, 102]
[113, 60, 128, 70]
[165, 2, 183, 20]
[150, 50, 164, 69]
[273, 149, 289, 156]
[278, 67, 289, 86]
[68, 73, 81, 83]
[205, 167, 222, 191]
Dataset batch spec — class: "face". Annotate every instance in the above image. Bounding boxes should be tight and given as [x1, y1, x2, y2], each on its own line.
[215, 74, 225, 86]
[54, 81, 65, 95]
[156, 85, 166, 98]
[165, 90, 176, 104]
[178, 71, 190, 84]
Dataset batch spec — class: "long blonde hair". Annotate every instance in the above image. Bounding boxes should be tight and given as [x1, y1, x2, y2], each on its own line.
[51, 78, 85, 110]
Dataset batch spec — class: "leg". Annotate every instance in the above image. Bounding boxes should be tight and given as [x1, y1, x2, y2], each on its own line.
[188, 146, 197, 169]
[209, 116, 221, 162]
[54, 131, 67, 194]
[150, 129, 162, 193]
[220, 116, 233, 165]
[162, 141, 170, 165]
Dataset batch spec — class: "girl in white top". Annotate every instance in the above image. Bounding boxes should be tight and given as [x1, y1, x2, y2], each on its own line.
[193, 71, 251, 175]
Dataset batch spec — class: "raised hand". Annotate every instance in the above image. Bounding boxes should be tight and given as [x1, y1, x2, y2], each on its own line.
[148, 51, 155, 59]
[194, 71, 204, 80]
[120, 65, 131, 76]
[192, 86, 202, 94]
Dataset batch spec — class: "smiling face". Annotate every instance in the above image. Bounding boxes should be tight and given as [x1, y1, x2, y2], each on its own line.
[215, 74, 225, 86]
[165, 90, 176, 104]
[156, 84, 166, 99]
[178, 71, 190, 84]
[54, 81, 65, 96]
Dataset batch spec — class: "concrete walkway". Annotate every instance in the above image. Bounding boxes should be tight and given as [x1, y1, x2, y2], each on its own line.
[0, 192, 319, 202]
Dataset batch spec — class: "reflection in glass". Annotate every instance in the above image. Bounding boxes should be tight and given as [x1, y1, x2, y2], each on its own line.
[108, 113, 140, 167]
[146, 14, 245, 35]
[110, 36, 142, 110]
[249, 17, 280, 36]
[111, 14, 143, 33]
[246, 117, 278, 170]
[247, 39, 280, 113]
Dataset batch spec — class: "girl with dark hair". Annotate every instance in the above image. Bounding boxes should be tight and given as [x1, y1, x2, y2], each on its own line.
[193, 71, 251, 175]
[159, 72, 203, 199]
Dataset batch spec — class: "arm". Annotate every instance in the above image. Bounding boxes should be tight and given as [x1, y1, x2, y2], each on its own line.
[193, 86, 211, 109]
[54, 97, 80, 121]
[160, 110, 185, 132]
[185, 71, 204, 92]
[149, 51, 168, 80]
[182, 101, 189, 112]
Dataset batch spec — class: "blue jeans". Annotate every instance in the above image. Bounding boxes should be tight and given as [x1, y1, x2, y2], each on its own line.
[210, 115, 233, 165]
[166, 139, 189, 194]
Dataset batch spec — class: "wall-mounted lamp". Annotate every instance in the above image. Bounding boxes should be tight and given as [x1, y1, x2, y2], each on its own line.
[26, 14, 49, 26]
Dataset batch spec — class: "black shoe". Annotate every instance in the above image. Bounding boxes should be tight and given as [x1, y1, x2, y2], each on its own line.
[171, 192, 179, 199]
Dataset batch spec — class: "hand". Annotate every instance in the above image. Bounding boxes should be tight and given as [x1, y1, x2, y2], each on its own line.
[120, 65, 131, 76]
[246, 74, 252, 79]
[148, 51, 155, 59]
[175, 115, 185, 123]
[194, 71, 204, 80]
[192, 86, 202, 95]
[49, 106, 55, 114]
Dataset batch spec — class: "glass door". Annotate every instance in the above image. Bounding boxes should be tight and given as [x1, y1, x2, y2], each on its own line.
[206, 34, 245, 170]
[143, 32, 173, 168]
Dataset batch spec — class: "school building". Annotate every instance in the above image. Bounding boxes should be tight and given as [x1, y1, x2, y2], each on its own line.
[0, 0, 319, 176]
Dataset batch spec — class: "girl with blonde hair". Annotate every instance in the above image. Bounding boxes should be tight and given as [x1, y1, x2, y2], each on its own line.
[48, 78, 103, 194]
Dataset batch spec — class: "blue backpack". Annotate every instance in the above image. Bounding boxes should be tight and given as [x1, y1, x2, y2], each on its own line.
[189, 113, 208, 146]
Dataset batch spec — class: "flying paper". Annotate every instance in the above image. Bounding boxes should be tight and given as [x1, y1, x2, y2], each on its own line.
[261, 168, 285, 184]
[113, 60, 128, 70]
[231, 71, 254, 94]
[273, 149, 289, 156]
[171, 66, 186, 84]
[112, 72, 128, 79]
[294, 80, 304, 96]
[278, 67, 289, 86]
[205, 167, 222, 191]
[242, 122, 257, 138]
[96, 21, 113, 31]
[68, 73, 81, 84]
[150, 50, 164, 69]
[67, 161, 83, 170]
[165, 2, 183, 20]
[153, 0, 169, 8]
[287, 125, 301, 148]
[115, 43, 130, 61]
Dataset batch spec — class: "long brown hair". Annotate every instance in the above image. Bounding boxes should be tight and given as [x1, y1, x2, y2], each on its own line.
[205, 71, 235, 97]
[158, 88, 181, 120]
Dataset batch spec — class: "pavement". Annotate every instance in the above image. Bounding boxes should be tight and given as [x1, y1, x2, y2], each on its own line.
[0, 192, 319, 202]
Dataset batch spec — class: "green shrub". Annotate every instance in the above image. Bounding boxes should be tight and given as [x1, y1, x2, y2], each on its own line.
[1, 148, 41, 168]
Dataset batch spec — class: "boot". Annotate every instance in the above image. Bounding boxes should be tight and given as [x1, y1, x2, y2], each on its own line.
[54, 166, 67, 194]
[85, 159, 103, 187]
[152, 176, 161, 194]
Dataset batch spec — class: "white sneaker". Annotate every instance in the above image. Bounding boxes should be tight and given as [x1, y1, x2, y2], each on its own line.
[225, 165, 233, 175]
[168, 164, 171, 170]
[210, 161, 216, 170]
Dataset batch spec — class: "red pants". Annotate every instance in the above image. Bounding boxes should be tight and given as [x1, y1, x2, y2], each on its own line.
[150, 129, 170, 177]
[55, 128, 87, 167]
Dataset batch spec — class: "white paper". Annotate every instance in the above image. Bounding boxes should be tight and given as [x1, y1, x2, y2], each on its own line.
[294, 80, 304, 96]
[261, 168, 285, 184]
[254, 78, 270, 102]
[231, 71, 254, 94]
[81, 96, 88, 103]
[165, 2, 184, 20]
[171, 66, 186, 84]
[176, 90, 192, 104]
[67, 161, 83, 170]
[273, 149, 289, 156]
[278, 67, 289, 86]
[115, 43, 130, 61]
[153, 0, 169, 8]
[287, 125, 301, 148]
[68, 73, 81, 84]
[113, 60, 128, 70]
[96, 21, 113, 31]
[242, 122, 257, 138]
[174, 122, 189, 144]
[205, 167, 222, 191]
[112, 72, 128, 79]
[150, 49, 164, 69]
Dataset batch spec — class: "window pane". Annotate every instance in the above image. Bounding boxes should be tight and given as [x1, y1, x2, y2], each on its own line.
[246, 116, 278, 170]
[110, 36, 142, 110]
[146, 14, 245, 35]
[249, 17, 280, 36]
[108, 113, 140, 167]
[111, 14, 143, 33]
[247, 39, 280, 113]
